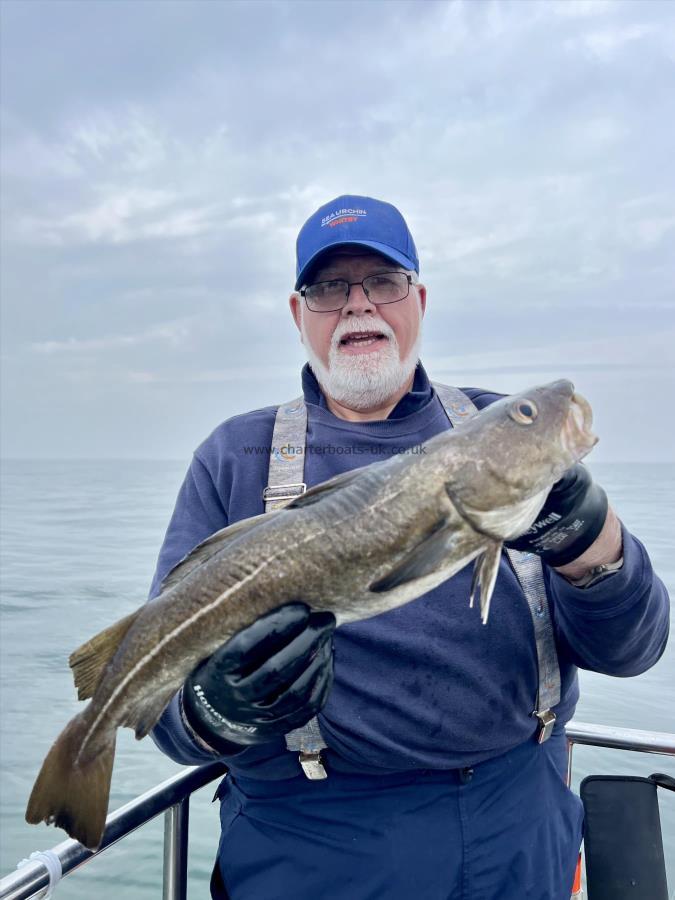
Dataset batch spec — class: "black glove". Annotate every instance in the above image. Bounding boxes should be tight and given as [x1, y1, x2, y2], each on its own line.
[182, 602, 336, 753]
[505, 463, 608, 567]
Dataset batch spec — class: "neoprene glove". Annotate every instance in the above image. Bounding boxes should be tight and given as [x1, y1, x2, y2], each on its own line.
[505, 463, 608, 567]
[182, 602, 336, 753]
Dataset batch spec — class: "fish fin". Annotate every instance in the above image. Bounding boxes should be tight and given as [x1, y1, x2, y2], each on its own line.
[469, 541, 503, 624]
[370, 525, 460, 593]
[69, 609, 142, 700]
[286, 468, 362, 508]
[122, 684, 178, 740]
[26, 711, 115, 851]
[159, 513, 272, 594]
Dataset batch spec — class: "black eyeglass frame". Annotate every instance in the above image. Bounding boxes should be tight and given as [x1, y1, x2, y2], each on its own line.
[300, 272, 414, 313]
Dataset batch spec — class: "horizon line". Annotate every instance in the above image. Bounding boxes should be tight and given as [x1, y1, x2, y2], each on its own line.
[2, 456, 674, 465]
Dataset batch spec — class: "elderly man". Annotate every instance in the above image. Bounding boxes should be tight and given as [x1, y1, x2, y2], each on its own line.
[150, 195, 669, 900]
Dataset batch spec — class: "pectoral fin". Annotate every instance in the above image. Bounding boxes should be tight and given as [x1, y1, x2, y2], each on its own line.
[370, 525, 461, 593]
[469, 541, 503, 624]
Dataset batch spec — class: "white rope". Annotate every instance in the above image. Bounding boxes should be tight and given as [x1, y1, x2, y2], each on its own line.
[17, 850, 62, 899]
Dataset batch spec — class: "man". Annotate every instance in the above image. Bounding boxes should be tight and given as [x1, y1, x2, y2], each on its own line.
[150, 195, 669, 899]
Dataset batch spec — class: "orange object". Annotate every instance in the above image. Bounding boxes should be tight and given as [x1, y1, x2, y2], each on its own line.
[570, 853, 583, 897]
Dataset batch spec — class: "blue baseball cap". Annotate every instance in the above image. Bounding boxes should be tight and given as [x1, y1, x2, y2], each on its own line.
[295, 194, 419, 290]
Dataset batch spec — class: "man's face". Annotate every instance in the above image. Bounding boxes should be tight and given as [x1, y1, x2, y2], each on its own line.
[291, 247, 426, 368]
[289, 249, 427, 410]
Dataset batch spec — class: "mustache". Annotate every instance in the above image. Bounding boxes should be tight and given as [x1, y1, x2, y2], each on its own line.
[330, 317, 396, 350]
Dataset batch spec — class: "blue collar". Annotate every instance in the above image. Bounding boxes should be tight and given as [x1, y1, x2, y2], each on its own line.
[301, 362, 433, 420]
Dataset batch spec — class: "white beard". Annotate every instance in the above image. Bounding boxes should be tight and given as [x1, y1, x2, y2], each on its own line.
[301, 310, 423, 411]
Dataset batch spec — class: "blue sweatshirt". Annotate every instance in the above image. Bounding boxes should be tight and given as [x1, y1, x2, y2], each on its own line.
[150, 364, 669, 778]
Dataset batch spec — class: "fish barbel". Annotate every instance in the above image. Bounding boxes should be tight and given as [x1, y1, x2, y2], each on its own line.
[26, 379, 597, 849]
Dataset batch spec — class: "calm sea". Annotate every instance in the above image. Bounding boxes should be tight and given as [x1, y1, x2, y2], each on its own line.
[1, 460, 673, 897]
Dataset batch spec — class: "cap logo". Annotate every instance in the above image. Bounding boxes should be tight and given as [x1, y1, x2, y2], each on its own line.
[321, 207, 367, 228]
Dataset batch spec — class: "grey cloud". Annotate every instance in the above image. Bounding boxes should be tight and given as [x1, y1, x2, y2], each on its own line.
[1, 0, 674, 460]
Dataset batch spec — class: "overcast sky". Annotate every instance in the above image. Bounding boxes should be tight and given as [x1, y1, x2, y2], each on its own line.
[1, 0, 674, 463]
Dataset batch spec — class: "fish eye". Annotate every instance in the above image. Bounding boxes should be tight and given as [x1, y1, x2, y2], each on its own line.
[509, 399, 538, 425]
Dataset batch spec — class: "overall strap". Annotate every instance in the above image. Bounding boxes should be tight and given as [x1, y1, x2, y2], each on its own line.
[263, 397, 308, 512]
[433, 382, 561, 741]
[264, 397, 328, 777]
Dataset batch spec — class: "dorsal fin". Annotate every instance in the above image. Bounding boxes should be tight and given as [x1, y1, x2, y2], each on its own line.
[286, 468, 362, 509]
[159, 470, 360, 597]
[158, 513, 273, 595]
[69, 513, 277, 702]
[69, 609, 141, 700]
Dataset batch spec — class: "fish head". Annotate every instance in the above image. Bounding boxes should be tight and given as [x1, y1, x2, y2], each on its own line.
[444, 379, 598, 540]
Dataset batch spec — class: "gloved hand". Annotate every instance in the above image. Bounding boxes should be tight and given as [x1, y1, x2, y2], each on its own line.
[182, 602, 336, 753]
[505, 463, 608, 567]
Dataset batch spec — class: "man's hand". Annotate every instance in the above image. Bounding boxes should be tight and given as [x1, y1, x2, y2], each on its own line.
[182, 602, 336, 753]
[505, 464, 609, 567]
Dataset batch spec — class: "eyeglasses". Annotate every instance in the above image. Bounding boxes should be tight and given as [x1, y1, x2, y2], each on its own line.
[300, 272, 413, 313]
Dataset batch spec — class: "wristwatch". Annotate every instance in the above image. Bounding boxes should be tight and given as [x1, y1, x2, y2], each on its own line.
[568, 557, 624, 589]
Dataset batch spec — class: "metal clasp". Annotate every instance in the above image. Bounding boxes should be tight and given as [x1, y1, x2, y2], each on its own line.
[298, 751, 328, 780]
[262, 483, 307, 503]
[535, 709, 557, 743]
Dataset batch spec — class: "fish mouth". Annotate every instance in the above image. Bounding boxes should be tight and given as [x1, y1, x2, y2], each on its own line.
[562, 392, 597, 461]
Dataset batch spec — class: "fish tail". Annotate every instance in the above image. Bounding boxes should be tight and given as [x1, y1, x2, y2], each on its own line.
[26, 710, 115, 850]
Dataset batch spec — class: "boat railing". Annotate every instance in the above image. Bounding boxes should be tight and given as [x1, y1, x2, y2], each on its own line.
[2, 721, 674, 900]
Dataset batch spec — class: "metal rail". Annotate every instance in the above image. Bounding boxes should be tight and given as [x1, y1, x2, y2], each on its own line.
[0, 761, 226, 900]
[2, 722, 673, 900]
[163, 799, 190, 900]
[566, 721, 675, 755]
[564, 721, 675, 786]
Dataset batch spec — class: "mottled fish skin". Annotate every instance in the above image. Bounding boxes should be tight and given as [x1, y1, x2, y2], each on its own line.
[26, 379, 597, 849]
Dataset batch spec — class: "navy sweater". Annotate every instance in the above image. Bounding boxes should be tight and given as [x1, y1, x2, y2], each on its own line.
[150, 364, 669, 778]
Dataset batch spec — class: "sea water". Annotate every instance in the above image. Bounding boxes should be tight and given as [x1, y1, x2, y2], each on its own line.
[1, 460, 673, 897]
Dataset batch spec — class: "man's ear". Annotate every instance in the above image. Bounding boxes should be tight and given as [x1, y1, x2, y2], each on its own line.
[289, 293, 302, 333]
[416, 283, 427, 317]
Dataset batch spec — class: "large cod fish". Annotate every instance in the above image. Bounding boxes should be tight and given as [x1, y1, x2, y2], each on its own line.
[27, 379, 597, 850]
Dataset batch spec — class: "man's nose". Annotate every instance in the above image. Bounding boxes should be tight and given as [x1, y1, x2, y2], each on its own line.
[342, 282, 375, 316]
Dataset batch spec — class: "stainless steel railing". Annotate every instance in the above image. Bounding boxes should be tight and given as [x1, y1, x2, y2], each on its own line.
[0, 761, 227, 900]
[2, 721, 674, 900]
[565, 721, 675, 785]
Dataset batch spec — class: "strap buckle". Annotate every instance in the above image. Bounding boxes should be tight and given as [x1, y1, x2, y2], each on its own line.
[298, 750, 328, 780]
[535, 709, 557, 743]
[262, 483, 307, 503]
